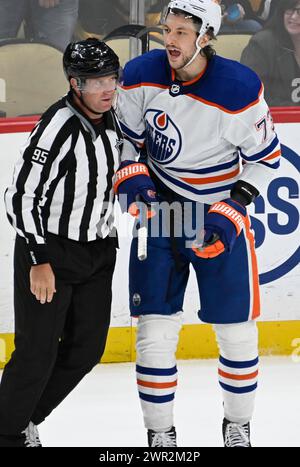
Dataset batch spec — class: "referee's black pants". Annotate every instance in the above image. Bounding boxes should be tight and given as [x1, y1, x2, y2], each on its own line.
[0, 233, 116, 445]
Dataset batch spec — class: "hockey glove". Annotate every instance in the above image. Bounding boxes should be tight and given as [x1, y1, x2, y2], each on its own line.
[114, 160, 157, 218]
[192, 180, 259, 259]
[192, 198, 247, 259]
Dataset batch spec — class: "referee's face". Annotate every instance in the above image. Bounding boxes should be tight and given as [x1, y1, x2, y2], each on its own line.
[72, 74, 118, 115]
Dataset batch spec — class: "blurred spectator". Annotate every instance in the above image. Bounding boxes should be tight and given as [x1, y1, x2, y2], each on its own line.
[78, 0, 129, 38]
[241, 0, 300, 106]
[145, 0, 166, 27]
[221, 1, 289, 30]
[261, 1, 285, 22]
[220, 1, 263, 33]
[0, 0, 79, 51]
[255, 0, 274, 22]
[245, 1, 274, 24]
[144, 1, 268, 30]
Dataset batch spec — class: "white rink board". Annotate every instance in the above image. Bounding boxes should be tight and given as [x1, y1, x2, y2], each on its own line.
[0, 124, 299, 332]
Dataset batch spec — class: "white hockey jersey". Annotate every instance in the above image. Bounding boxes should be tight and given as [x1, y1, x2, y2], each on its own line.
[117, 49, 281, 204]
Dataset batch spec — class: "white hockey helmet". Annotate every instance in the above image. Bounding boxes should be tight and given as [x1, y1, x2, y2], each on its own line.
[163, 0, 222, 37]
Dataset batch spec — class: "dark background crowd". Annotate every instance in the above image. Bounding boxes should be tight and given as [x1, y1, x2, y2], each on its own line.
[0, 0, 299, 117]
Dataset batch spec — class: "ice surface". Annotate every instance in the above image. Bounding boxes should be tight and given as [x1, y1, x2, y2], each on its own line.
[1, 357, 297, 447]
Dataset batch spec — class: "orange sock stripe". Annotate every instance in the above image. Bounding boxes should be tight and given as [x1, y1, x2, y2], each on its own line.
[244, 216, 260, 319]
[218, 369, 258, 381]
[137, 379, 177, 389]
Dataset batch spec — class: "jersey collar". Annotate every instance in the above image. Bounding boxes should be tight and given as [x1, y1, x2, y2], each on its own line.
[168, 58, 210, 97]
[171, 63, 208, 85]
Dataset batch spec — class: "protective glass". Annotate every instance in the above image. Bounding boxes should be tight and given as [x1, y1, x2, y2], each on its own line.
[77, 75, 119, 94]
[161, 6, 193, 25]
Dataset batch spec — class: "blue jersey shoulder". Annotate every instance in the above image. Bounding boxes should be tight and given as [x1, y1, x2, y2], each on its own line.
[123, 49, 169, 87]
[122, 51, 263, 112]
[196, 55, 263, 112]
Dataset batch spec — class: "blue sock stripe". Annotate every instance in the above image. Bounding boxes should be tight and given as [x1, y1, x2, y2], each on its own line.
[219, 381, 258, 394]
[139, 392, 175, 404]
[136, 365, 177, 376]
[219, 356, 259, 369]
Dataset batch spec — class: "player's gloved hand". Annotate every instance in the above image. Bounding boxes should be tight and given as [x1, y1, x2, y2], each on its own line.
[192, 198, 247, 259]
[114, 160, 157, 218]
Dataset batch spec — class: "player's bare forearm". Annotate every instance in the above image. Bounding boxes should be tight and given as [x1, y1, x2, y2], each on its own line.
[30, 263, 56, 304]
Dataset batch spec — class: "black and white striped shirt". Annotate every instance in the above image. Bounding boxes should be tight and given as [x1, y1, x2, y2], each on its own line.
[5, 92, 123, 265]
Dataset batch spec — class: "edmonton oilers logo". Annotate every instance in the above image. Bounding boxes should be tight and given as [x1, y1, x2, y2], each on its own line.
[144, 109, 182, 165]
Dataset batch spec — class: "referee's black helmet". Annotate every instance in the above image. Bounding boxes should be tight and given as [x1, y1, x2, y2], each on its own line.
[63, 37, 120, 80]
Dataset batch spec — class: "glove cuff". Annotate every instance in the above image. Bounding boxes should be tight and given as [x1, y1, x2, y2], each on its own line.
[114, 162, 150, 193]
[208, 200, 246, 236]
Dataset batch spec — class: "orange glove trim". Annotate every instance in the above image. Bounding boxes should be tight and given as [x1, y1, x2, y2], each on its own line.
[208, 201, 246, 236]
[113, 163, 150, 193]
[192, 239, 225, 259]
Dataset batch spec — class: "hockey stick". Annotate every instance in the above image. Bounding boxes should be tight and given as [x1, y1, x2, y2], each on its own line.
[137, 198, 148, 261]
[193, 230, 220, 250]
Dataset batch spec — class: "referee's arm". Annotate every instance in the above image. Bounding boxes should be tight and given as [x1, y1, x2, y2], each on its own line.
[4, 113, 73, 303]
[5, 111, 73, 261]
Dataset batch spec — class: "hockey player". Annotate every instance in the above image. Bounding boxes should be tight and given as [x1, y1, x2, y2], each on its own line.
[0, 38, 122, 447]
[114, 0, 281, 448]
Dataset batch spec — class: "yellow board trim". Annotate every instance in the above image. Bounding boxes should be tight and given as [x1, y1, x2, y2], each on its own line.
[1, 321, 300, 368]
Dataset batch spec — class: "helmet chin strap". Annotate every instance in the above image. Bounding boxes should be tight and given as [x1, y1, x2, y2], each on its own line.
[182, 19, 211, 70]
[183, 34, 204, 69]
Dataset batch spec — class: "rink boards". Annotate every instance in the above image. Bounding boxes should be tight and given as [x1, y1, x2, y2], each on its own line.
[0, 109, 299, 366]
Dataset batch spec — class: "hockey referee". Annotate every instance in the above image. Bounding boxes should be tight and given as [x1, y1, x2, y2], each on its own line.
[0, 38, 123, 447]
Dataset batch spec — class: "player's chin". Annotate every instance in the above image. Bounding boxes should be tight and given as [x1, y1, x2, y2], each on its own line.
[99, 99, 113, 112]
[167, 57, 183, 70]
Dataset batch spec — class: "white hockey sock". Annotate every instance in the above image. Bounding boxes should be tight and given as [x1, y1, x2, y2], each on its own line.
[214, 321, 259, 426]
[136, 313, 182, 431]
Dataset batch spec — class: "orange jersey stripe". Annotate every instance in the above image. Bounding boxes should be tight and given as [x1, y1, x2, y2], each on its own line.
[122, 83, 264, 116]
[122, 83, 169, 91]
[137, 379, 177, 389]
[171, 64, 208, 86]
[244, 216, 260, 319]
[262, 149, 281, 162]
[218, 369, 258, 381]
[180, 168, 240, 185]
